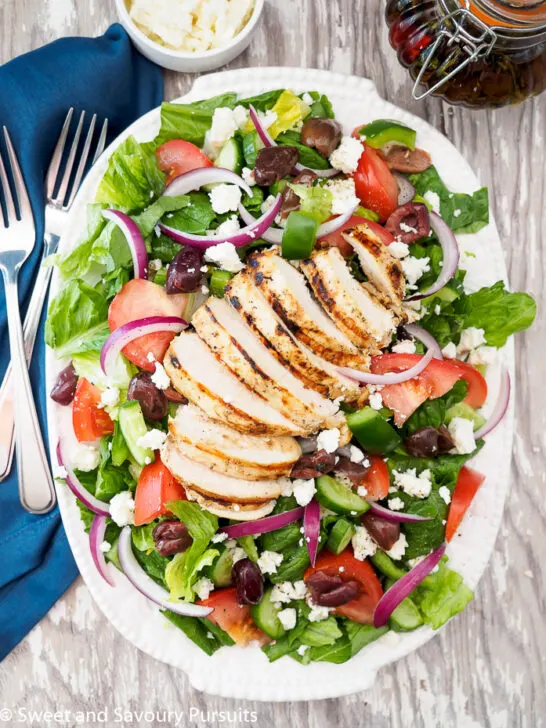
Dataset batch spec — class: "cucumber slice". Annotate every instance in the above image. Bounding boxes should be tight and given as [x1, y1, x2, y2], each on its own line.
[118, 401, 154, 466]
[347, 407, 401, 455]
[370, 551, 407, 580]
[327, 518, 355, 555]
[209, 546, 233, 588]
[210, 269, 233, 297]
[445, 402, 486, 431]
[250, 586, 286, 640]
[315, 476, 370, 516]
[215, 137, 244, 175]
[384, 579, 423, 632]
[111, 421, 130, 467]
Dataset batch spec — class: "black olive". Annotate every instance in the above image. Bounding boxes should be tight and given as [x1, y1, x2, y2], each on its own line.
[301, 118, 342, 158]
[385, 202, 430, 243]
[153, 520, 192, 557]
[127, 372, 168, 421]
[166, 247, 203, 294]
[254, 146, 299, 187]
[232, 558, 264, 606]
[50, 363, 78, 406]
[361, 512, 401, 551]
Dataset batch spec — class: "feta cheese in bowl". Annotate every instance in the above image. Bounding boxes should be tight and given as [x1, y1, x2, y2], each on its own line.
[115, 0, 264, 72]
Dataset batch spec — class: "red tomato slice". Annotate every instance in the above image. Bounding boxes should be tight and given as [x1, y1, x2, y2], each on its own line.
[320, 216, 395, 257]
[156, 139, 213, 185]
[445, 466, 485, 542]
[371, 354, 488, 425]
[108, 279, 188, 372]
[198, 587, 270, 647]
[362, 456, 391, 501]
[353, 144, 399, 222]
[304, 550, 383, 625]
[72, 378, 114, 443]
[134, 458, 187, 526]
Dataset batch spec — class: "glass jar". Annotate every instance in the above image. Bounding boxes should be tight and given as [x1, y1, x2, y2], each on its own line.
[385, 0, 546, 108]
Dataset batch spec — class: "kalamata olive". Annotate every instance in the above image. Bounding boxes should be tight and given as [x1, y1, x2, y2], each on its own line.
[437, 425, 455, 454]
[382, 144, 432, 174]
[385, 202, 430, 244]
[291, 450, 337, 479]
[334, 456, 371, 485]
[361, 512, 401, 551]
[254, 146, 299, 187]
[232, 558, 264, 605]
[296, 436, 318, 454]
[153, 520, 192, 557]
[405, 426, 454, 458]
[279, 169, 318, 220]
[127, 372, 168, 421]
[164, 386, 188, 404]
[166, 247, 203, 294]
[301, 118, 342, 158]
[395, 324, 412, 342]
[305, 571, 361, 607]
[50, 363, 78, 406]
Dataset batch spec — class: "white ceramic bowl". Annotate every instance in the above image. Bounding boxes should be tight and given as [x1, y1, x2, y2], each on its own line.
[114, 0, 264, 73]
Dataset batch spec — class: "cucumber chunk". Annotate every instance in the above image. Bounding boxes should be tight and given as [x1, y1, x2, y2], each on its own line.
[215, 137, 244, 175]
[250, 586, 286, 640]
[209, 546, 233, 588]
[347, 407, 401, 455]
[327, 518, 355, 555]
[315, 476, 370, 516]
[118, 401, 154, 466]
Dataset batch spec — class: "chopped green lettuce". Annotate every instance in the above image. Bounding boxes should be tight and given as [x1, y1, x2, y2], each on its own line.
[163, 191, 215, 234]
[132, 194, 191, 237]
[303, 91, 335, 119]
[156, 93, 238, 147]
[413, 558, 473, 629]
[72, 349, 136, 389]
[59, 203, 107, 280]
[300, 617, 343, 647]
[238, 89, 284, 111]
[289, 183, 332, 223]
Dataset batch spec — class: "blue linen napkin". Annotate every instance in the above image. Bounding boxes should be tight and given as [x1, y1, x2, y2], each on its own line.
[0, 23, 163, 661]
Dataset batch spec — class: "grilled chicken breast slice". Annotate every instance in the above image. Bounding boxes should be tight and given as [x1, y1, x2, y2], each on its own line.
[193, 297, 340, 432]
[248, 249, 369, 370]
[164, 332, 302, 436]
[183, 486, 276, 521]
[169, 405, 301, 480]
[162, 440, 286, 503]
[301, 248, 396, 351]
[225, 273, 365, 405]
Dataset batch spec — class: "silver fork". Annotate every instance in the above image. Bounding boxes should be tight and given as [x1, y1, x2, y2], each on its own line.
[0, 110, 108, 485]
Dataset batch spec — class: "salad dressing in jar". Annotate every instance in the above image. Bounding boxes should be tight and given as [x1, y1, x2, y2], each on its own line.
[385, 0, 546, 107]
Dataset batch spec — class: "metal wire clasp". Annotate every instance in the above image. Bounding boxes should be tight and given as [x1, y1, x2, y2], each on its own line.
[412, 8, 497, 101]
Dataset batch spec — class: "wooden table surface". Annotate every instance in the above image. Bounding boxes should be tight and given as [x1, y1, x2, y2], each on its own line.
[0, 1, 544, 726]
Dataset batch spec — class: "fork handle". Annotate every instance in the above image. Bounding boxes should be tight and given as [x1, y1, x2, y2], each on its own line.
[2, 269, 56, 513]
[0, 234, 59, 481]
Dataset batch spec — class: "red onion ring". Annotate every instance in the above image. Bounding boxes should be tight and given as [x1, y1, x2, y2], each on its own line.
[160, 194, 282, 249]
[219, 506, 305, 539]
[163, 166, 253, 198]
[338, 348, 434, 386]
[393, 172, 416, 206]
[404, 324, 443, 360]
[373, 543, 447, 628]
[304, 498, 321, 567]
[90, 515, 115, 587]
[369, 502, 432, 524]
[56, 440, 110, 517]
[103, 209, 148, 280]
[117, 527, 213, 617]
[407, 212, 459, 301]
[474, 368, 511, 440]
[100, 316, 187, 379]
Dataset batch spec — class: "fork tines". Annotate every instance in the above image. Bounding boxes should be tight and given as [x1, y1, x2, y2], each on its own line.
[46, 109, 108, 210]
[0, 128, 32, 227]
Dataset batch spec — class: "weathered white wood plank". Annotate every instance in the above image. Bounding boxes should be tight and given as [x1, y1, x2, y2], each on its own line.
[0, 1, 544, 726]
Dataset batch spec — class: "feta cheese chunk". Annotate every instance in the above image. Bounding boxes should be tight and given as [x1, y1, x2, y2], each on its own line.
[392, 340, 416, 354]
[209, 184, 242, 214]
[71, 443, 100, 472]
[352, 526, 378, 561]
[211, 532, 228, 543]
[99, 387, 120, 409]
[308, 604, 331, 622]
[316, 428, 341, 454]
[448, 417, 476, 454]
[329, 136, 363, 174]
[241, 166, 256, 187]
[225, 539, 247, 564]
[402, 255, 430, 288]
[441, 342, 457, 359]
[349, 445, 365, 464]
[100, 541, 111, 553]
[389, 241, 410, 259]
[270, 580, 307, 605]
[204, 241, 245, 273]
[214, 215, 241, 238]
[457, 327, 486, 356]
[386, 533, 408, 561]
[150, 361, 170, 390]
[137, 428, 168, 451]
[233, 105, 249, 129]
[423, 190, 441, 214]
[293, 478, 317, 507]
[194, 577, 214, 601]
[468, 346, 496, 368]
[388, 497, 405, 511]
[368, 392, 383, 411]
[110, 491, 135, 527]
[297, 644, 309, 656]
[325, 178, 360, 215]
[257, 550, 284, 575]
[438, 485, 452, 505]
[261, 194, 278, 215]
[278, 608, 297, 631]
[393, 468, 432, 499]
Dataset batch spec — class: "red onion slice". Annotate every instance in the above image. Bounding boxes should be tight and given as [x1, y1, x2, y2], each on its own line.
[338, 348, 434, 386]
[407, 212, 460, 301]
[117, 527, 213, 617]
[57, 440, 110, 517]
[404, 324, 443, 360]
[163, 166, 253, 198]
[103, 209, 148, 280]
[160, 194, 282, 249]
[474, 368, 511, 440]
[304, 498, 321, 567]
[369, 502, 432, 524]
[219, 506, 305, 539]
[373, 543, 447, 628]
[100, 316, 187, 378]
[90, 515, 115, 587]
[393, 172, 416, 206]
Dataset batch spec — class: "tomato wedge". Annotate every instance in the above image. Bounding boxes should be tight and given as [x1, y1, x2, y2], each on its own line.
[72, 378, 114, 443]
[108, 279, 188, 371]
[362, 456, 390, 501]
[134, 458, 187, 526]
[320, 215, 395, 257]
[371, 354, 488, 426]
[156, 139, 213, 185]
[198, 587, 270, 647]
[304, 550, 383, 624]
[445, 466, 485, 542]
[353, 144, 399, 222]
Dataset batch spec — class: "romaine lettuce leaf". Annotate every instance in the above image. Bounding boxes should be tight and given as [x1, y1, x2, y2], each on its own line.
[300, 616, 343, 647]
[304, 91, 335, 119]
[344, 621, 388, 657]
[413, 558, 473, 629]
[238, 89, 284, 111]
[59, 203, 107, 280]
[163, 191, 215, 234]
[132, 194, 191, 237]
[289, 183, 332, 223]
[156, 93, 238, 147]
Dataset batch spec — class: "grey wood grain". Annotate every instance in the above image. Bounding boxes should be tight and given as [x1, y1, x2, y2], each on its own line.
[0, 1, 544, 726]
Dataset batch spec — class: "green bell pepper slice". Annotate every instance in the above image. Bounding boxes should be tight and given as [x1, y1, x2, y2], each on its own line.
[357, 119, 416, 150]
[281, 211, 319, 260]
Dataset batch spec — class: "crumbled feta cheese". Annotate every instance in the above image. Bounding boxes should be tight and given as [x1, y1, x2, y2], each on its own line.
[441, 342, 457, 359]
[368, 392, 383, 411]
[389, 241, 410, 259]
[393, 468, 432, 499]
[434, 304, 441, 315]
[99, 387, 120, 409]
[71, 443, 100, 472]
[423, 191, 441, 214]
[457, 327, 486, 356]
[468, 346, 496, 368]
[270, 580, 307, 605]
[357, 485, 368, 497]
[211, 532, 228, 543]
[402, 256, 430, 287]
[386, 533, 408, 561]
[352, 526, 378, 561]
[261, 194, 277, 215]
[100, 541, 111, 553]
[225, 539, 247, 564]
[233, 105, 249, 129]
[454, 209, 461, 218]
[215, 215, 241, 238]
[301, 92, 314, 105]
[110, 491, 135, 527]
[204, 241, 245, 272]
[329, 136, 363, 174]
[277, 608, 297, 631]
[209, 184, 242, 214]
[280, 479, 294, 497]
[194, 577, 214, 601]
[399, 221, 417, 234]
[392, 340, 416, 354]
[325, 178, 360, 215]
[209, 107, 238, 148]
[297, 644, 309, 656]
[438, 486, 452, 505]
[258, 110, 278, 129]
[150, 361, 170, 390]
[257, 550, 284, 575]
[308, 604, 331, 622]
[293, 478, 316, 507]
[241, 166, 256, 187]
[448, 417, 476, 455]
[388, 497, 405, 511]
[349, 445, 365, 463]
[149, 258, 163, 272]
[316, 428, 341, 454]
[136, 428, 168, 450]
